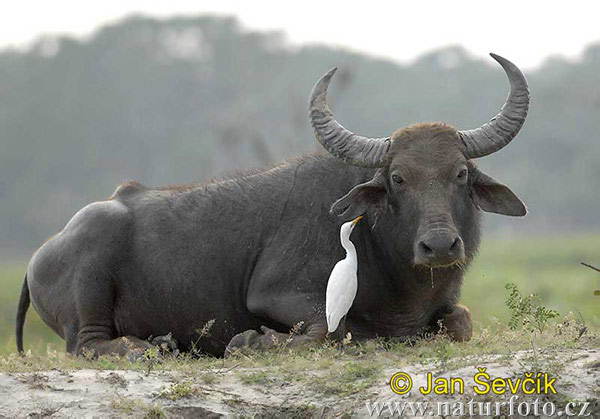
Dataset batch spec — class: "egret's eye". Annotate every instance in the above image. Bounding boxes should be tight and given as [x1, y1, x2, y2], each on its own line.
[457, 168, 468, 181]
[391, 174, 404, 185]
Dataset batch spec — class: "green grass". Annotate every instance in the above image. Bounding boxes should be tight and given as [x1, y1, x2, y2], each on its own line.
[0, 235, 598, 356]
[463, 235, 600, 329]
[1, 317, 595, 380]
[238, 370, 271, 385]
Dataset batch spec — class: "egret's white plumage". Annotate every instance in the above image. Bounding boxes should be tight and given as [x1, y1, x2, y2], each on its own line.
[326, 216, 363, 334]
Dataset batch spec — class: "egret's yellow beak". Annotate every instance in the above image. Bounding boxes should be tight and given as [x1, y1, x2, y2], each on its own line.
[351, 215, 363, 226]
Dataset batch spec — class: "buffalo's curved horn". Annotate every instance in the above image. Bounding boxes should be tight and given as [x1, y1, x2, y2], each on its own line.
[458, 53, 530, 159]
[309, 68, 391, 168]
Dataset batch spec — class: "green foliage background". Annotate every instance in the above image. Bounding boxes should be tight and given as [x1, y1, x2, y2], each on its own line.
[1, 15, 600, 258]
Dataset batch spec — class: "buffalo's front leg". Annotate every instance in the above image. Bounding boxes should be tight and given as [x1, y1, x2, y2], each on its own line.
[225, 323, 327, 356]
[435, 304, 473, 342]
[225, 292, 328, 356]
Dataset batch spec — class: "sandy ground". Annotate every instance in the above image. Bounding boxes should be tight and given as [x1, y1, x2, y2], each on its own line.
[0, 348, 598, 418]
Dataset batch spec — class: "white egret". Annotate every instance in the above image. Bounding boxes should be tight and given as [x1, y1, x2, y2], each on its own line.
[326, 215, 363, 337]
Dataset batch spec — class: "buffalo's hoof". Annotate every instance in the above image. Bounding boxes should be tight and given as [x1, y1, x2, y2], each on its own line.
[439, 304, 472, 342]
[151, 333, 180, 356]
[224, 326, 281, 357]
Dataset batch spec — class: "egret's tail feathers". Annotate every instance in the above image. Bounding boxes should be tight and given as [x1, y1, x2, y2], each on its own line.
[326, 313, 340, 334]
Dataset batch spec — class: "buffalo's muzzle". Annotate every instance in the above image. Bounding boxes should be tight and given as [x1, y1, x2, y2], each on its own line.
[414, 232, 464, 268]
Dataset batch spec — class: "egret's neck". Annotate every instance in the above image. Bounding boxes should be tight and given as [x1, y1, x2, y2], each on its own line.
[340, 228, 357, 261]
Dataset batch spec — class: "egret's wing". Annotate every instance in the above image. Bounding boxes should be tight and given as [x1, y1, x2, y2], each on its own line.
[326, 262, 352, 315]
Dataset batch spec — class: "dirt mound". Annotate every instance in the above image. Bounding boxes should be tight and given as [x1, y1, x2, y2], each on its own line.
[0, 348, 597, 417]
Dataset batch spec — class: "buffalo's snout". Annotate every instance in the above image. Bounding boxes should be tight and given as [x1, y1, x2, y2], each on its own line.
[414, 232, 464, 267]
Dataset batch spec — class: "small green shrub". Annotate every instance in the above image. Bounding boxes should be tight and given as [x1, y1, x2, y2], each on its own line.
[159, 381, 194, 400]
[145, 404, 166, 418]
[505, 282, 559, 333]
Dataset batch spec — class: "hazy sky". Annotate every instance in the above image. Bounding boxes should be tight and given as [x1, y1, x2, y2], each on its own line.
[1, 1, 599, 69]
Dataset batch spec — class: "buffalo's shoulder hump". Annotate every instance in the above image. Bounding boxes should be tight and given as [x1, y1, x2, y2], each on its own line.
[110, 181, 147, 200]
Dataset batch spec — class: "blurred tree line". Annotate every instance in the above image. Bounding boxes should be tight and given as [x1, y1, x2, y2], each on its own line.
[1, 15, 599, 258]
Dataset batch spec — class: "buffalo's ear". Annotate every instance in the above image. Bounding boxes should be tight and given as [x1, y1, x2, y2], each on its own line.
[470, 168, 527, 216]
[330, 170, 387, 220]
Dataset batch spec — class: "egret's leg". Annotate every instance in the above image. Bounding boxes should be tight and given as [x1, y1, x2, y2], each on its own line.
[337, 315, 347, 351]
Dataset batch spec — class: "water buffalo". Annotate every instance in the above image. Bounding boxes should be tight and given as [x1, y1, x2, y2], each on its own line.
[16, 53, 529, 357]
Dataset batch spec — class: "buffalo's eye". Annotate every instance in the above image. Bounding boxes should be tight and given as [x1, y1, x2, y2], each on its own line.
[457, 168, 468, 181]
[391, 174, 404, 184]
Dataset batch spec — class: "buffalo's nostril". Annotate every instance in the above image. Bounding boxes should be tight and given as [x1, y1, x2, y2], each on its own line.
[450, 237, 460, 252]
[419, 241, 433, 255]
